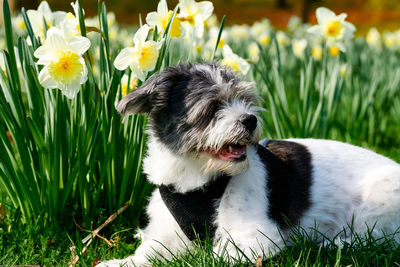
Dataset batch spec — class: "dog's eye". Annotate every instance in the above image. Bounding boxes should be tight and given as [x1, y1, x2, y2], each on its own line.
[191, 100, 221, 129]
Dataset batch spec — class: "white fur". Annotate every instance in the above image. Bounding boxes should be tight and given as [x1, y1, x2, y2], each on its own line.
[291, 139, 400, 241]
[99, 138, 400, 266]
[143, 137, 218, 192]
[203, 99, 263, 151]
[213, 145, 284, 259]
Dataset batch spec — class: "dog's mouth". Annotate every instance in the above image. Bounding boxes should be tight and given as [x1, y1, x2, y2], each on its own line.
[205, 143, 247, 162]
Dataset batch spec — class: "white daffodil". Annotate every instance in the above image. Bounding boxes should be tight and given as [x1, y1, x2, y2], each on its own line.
[60, 1, 83, 38]
[366, 28, 381, 49]
[250, 19, 271, 38]
[276, 31, 290, 48]
[382, 31, 399, 50]
[120, 74, 138, 97]
[229, 25, 250, 41]
[1, 47, 30, 92]
[328, 43, 344, 57]
[287, 16, 302, 33]
[146, 0, 184, 38]
[178, 0, 213, 38]
[205, 14, 218, 29]
[114, 24, 162, 81]
[292, 38, 307, 58]
[34, 27, 90, 98]
[312, 44, 323, 61]
[12, 14, 27, 35]
[206, 26, 228, 52]
[221, 45, 250, 75]
[339, 63, 348, 77]
[27, 1, 66, 40]
[248, 42, 260, 62]
[308, 7, 356, 43]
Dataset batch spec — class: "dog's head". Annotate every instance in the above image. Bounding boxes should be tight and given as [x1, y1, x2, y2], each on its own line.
[117, 63, 263, 175]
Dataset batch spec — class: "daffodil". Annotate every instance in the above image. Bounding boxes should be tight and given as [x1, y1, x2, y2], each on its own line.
[292, 39, 307, 58]
[383, 31, 399, 50]
[178, 0, 213, 38]
[287, 16, 302, 33]
[312, 45, 323, 61]
[120, 74, 138, 98]
[205, 14, 218, 29]
[12, 14, 27, 35]
[206, 26, 227, 52]
[248, 42, 260, 62]
[308, 7, 355, 43]
[114, 24, 162, 81]
[61, 1, 83, 37]
[258, 33, 271, 46]
[221, 45, 250, 75]
[339, 63, 348, 77]
[229, 25, 250, 41]
[366, 28, 381, 49]
[276, 31, 290, 48]
[146, 0, 184, 38]
[328, 44, 340, 57]
[250, 19, 271, 38]
[34, 27, 90, 98]
[27, 1, 66, 40]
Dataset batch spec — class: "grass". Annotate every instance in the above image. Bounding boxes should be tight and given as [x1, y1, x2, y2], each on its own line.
[1, 201, 400, 266]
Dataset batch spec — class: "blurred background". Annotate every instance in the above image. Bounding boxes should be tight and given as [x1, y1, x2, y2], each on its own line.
[2, 0, 400, 33]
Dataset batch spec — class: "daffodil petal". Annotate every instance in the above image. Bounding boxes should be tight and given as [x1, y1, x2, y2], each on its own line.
[344, 22, 356, 39]
[316, 7, 336, 25]
[38, 67, 58, 89]
[133, 24, 150, 47]
[46, 27, 68, 51]
[197, 1, 213, 20]
[37, 1, 52, 16]
[157, 0, 169, 16]
[337, 13, 347, 21]
[179, 0, 196, 16]
[53, 11, 67, 24]
[61, 80, 81, 99]
[33, 45, 47, 59]
[79, 58, 88, 84]
[69, 36, 91, 55]
[130, 63, 146, 81]
[307, 25, 322, 36]
[114, 47, 136, 70]
[146, 12, 162, 29]
[36, 53, 57, 65]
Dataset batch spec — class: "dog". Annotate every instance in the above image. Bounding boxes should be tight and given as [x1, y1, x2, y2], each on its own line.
[99, 62, 400, 266]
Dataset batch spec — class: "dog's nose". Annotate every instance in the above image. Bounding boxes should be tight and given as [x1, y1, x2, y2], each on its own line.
[239, 114, 257, 132]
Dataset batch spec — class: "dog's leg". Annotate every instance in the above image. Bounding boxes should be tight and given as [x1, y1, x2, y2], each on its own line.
[213, 221, 284, 261]
[212, 146, 285, 262]
[98, 189, 191, 266]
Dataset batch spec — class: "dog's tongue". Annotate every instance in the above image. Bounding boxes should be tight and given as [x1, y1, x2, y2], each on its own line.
[217, 144, 247, 161]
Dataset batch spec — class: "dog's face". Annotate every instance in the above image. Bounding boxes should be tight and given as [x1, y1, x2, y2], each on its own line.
[117, 63, 263, 175]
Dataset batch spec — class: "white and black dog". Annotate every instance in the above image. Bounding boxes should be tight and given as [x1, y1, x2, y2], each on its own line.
[100, 62, 400, 266]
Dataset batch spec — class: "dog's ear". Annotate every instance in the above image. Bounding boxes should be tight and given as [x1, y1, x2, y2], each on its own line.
[116, 65, 188, 116]
[116, 74, 158, 115]
[116, 70, 175, 115]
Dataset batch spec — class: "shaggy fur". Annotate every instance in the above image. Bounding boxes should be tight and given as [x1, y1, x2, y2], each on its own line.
[98, 63, 400, 266]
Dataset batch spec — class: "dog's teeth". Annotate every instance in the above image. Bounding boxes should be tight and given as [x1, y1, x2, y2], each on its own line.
[229, 146, 233, 153]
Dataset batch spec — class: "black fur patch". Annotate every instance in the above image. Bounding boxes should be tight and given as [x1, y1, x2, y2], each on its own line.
[257, 140, 313, 229]
[159, 175, 231, 241]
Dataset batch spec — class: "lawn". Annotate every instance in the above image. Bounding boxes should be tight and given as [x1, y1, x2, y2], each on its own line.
[1, 0, 400, 265]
